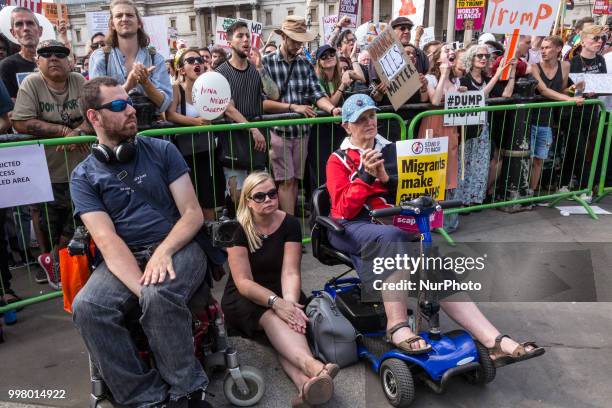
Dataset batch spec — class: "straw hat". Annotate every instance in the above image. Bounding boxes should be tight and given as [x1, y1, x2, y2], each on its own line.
[274, 16, 315, 43]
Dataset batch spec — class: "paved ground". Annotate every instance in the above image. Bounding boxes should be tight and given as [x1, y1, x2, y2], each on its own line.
[1, 196, 611, 408]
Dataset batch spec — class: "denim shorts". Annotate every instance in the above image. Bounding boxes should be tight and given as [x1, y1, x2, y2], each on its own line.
[530, 126, 553, 159]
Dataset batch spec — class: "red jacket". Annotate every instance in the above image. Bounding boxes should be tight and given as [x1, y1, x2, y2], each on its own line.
[326, 136, 394, 219]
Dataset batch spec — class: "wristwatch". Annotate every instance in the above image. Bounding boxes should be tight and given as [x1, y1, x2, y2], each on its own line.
[267, 295, 279, 308]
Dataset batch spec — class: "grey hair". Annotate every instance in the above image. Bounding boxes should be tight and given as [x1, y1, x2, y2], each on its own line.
[10, 7, 40, 28]
[461, 44, 488, 75]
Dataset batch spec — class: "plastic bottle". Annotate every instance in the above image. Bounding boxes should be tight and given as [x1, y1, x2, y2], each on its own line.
[3, 309, 17, 325]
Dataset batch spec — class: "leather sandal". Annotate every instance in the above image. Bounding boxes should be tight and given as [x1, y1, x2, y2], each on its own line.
[488, 334, 546, 368]
[386, 322, 432, 355]
[317, 363, 340, 379]
[298, 372, 334, 405]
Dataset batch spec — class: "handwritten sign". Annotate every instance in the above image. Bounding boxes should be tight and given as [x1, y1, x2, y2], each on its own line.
[339, 0, 359, 28]
[142, 15, 170, 59]
[355, 21, 388, 46]
[395, 137, 448, 203]
[86, 11, 109, 37]
[444, 91, 486, 126]
[483, 0, 561, 36]
[368, 28, 421, 110]
[392, 0, 425, 25]
[323, 15, 339, 44]
[215, 17, 263, 49]
[569, 74, 612, 94]
[455, 0, 486, 31]
[0, 145, 53, 209]
[418, 27, 435, 48]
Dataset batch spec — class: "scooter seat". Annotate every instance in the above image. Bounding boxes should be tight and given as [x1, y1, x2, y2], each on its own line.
[335, 285, 387, 333]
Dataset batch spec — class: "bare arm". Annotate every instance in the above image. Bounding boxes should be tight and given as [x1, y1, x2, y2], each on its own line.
[227, 245, 277, 305]
[280, 241, 303, 303]
[263, 99, 291, 114]
[165, 84, 207, 126]
[141, 76, 165, 108]
[80, 211, 144, 296]
[0, 113, 10, 133]
[532, 63, 574, 101]
[258, 67, 280, 100]
[429, 73, 449, 106]
[223, 101, 266, 151]
[141, 173, 205, 286]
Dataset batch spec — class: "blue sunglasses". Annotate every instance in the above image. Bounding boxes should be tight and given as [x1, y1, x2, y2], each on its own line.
[95, 98, 133, 112]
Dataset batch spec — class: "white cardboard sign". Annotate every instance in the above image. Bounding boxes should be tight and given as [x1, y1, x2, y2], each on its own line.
[142, 15, 171, 59]
[483, 0, 562, 36]
[0, 145, 54, 209]
[444, 91, 486, 126]
[86, 11, 109, 37]
[569, 73, 612, 95]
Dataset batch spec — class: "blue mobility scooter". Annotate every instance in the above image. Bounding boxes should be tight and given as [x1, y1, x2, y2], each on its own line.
[310, 187, 496, 407]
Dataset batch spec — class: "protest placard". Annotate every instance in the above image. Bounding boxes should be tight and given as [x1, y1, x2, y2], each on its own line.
[395, 137, 448, 203]
[483, 0, 561, 36]
[338, 0, 359, 28]
[569, 74, 612, 94]
[593, 0, 611, 14]
[215, 17, 263, 49]
[142, 15, 170, 59]
[392, 0, 425, 25]
[86, 11, 109, 37]
[367, 28, 421, 110]
[8, 0, 41, 14]
[323, 15, 339, 44]
[418, 27, 435, 48]
[455, 0, 486, 31]
[0, 145, 53, 209]
[355, 21, 388, 46]
[444, 91, 486, 126]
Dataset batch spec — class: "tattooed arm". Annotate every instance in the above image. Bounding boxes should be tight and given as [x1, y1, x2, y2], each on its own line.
[250, 47, 280, 100]
[12, 119, 71, 138]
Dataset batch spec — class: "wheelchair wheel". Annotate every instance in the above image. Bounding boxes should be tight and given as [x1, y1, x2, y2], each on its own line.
[464, 341, 496, 385]
[223, 365, 265, 407]
[379, 358, 415, 407]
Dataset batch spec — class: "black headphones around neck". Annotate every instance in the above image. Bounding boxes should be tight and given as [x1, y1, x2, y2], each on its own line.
[91, 139, 137, 164]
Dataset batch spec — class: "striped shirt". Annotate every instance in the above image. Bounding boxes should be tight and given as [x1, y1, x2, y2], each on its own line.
[215, 60, 264, 119]
[263, 49, 326, 138]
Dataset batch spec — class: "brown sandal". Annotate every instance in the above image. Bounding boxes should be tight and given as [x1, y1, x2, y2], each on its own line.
[488, 334, 545, 368]
[299, 373, 334, 405]
[385, 322, 432, 355]
[317, 363, 340, 379]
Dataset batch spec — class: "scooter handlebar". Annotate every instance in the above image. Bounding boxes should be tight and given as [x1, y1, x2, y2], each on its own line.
[370, 206, 417, 218]
[439, 200, 463, 209]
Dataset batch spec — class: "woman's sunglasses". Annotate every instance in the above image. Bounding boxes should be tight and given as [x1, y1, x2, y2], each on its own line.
[184, 56, 204, 65]
[95, 98, 134, 112]
[90, 42, 106, 50]
[38, 51, 68, 59]
[249, 189, 278, 203]
[475, 53, 490, 60]
[320, 51, 337, 60]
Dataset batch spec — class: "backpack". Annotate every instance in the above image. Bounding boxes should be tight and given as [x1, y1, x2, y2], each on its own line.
[306, 291, 359, 368]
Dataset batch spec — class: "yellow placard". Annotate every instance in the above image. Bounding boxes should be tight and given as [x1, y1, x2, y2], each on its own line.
[395, 138, 448, 204]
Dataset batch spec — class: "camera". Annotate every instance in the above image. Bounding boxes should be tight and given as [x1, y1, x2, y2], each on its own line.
[204, 209, 240, 248]
[68, 226, 90, 256]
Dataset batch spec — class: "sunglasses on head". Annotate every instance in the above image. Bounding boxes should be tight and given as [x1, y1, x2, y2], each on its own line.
[249, 189, 278, 203]
[397, 25, 413, 32]
[184, 56, 204, 65]
[95, 98, 133, 112]
[475, 53, 490, 60]
[320, 50, 336, 60]
[91, 42, 105, 50]
[38, 51, 68, 59]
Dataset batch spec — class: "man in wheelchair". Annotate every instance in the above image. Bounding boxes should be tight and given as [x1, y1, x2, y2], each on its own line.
[69, 77, 213, 408]
[324, 94, 544, 365]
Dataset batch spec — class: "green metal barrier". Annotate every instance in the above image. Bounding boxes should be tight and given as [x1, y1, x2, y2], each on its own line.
[0, 113, 406, 313]
[406, 100, 606, 244]
[594, 110, 612, 203]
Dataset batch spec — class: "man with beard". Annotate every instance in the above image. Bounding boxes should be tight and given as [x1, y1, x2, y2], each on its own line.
[262, 16, 341, 215]
[0, 7, 41, 99]
[12, 40, 92, 290]
[89, 0, 172, 113]
[70, 77, 213, 408]
[215, 21, 279, 211]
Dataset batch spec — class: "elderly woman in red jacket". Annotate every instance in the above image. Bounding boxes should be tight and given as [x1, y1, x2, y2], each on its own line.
[326, 94, 544, 365]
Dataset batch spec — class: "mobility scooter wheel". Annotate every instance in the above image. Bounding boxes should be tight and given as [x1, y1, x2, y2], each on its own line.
[93, 400, 114, 408]
[223, 365, 265, 406]
[464, 341, 496, 385]
[379, 358, 415, 407]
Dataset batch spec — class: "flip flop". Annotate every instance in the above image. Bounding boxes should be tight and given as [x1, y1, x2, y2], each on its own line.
[488, 334, 546, 368]
[386, 321, 432, 355]
[301, 372, 334, 405]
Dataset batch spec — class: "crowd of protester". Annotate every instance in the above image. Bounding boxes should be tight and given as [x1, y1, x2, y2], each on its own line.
[0, 0, 611, 405]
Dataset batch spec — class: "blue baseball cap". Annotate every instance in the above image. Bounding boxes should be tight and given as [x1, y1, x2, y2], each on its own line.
[342, 94, 379, 123]
[315, 44, 334, 61]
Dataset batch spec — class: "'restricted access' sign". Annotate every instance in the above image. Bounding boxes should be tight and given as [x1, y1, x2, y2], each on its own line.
[395, 137, 448, 203]
[444, 90, 486, 126]
[368, 27, 420, 110]
[0, 145, 53, 209]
